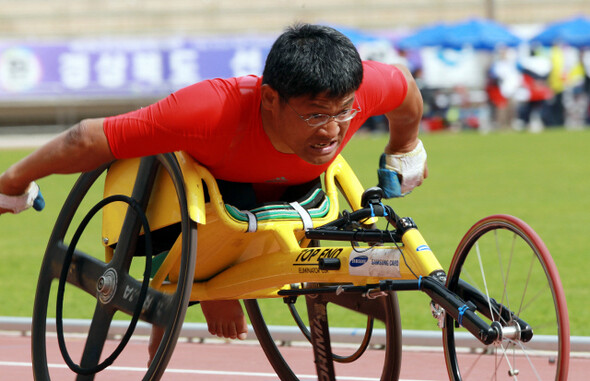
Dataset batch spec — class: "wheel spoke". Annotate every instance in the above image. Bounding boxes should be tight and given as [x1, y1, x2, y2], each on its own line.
[109, 272, 175, 326]
[475, 242, 496, 322]
[306, 298, 337, 380]
[109, 211, 143, 272]
[512, 340, 544, 381]
[496, 342, 518, 380]
[77, 304, 116, 374]
[496, 232, 516, 320]
[461, 269, 482, 296]
[42, 242, 68, 278]
[64, 248, 109, 297]
[516, 253, 536, 317]
[110, 156, 159, 271]
[519, 284, 550, 318]
[459, 350, 484, 379]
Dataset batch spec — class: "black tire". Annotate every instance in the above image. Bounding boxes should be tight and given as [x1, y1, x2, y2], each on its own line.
[31, 154, 197, 381]
[245, 289, 402, 380]
[443, 214, 569, 380]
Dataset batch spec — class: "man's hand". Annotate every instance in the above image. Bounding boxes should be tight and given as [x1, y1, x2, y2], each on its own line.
[378, 139, 428, 198]
[0, 182, 45, 214]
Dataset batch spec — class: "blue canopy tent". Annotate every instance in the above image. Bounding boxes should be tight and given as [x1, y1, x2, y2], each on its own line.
[396, 18, 521, 50]
[329, 25, 382, 45]
[396, 23, 450, 50]
[330, 24, 414, 67]
[530, 16, 590, 48]
[443, 18, 522, 50]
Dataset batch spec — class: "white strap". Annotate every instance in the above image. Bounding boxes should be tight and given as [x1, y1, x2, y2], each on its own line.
[289, 202, 313, 231]
[244, 210, 257, 233]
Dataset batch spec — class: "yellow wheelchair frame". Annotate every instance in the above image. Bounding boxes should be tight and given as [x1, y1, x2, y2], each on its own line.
[30, 151, 570, 381]
[102, 152, 443, 301]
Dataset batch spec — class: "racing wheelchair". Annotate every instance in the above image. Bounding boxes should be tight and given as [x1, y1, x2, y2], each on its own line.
[31, 152, 570, 380]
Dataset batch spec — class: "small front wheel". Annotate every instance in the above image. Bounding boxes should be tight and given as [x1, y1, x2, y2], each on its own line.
[444, 215, 569, 380]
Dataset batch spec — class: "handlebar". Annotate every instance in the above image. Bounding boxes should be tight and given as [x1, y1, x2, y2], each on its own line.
[305, 187, 403, 243]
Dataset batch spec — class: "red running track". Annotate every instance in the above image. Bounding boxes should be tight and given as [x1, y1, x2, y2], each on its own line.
[0, 332, 585, 380]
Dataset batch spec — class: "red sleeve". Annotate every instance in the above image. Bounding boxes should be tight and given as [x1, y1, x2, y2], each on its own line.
[357, 61, 408, 117]
[103, 78, 242, 160]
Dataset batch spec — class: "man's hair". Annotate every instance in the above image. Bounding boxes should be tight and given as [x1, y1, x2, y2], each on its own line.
[262, 23, 363, 100]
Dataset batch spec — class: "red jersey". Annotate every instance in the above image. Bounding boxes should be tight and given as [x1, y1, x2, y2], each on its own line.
[104, 61, 407, 190]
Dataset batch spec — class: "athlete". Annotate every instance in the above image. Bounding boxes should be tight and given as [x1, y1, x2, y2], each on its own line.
[0, 23, 427, 359]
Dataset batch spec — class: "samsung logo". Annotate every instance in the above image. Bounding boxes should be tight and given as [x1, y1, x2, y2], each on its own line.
[350, 255, 369, 267]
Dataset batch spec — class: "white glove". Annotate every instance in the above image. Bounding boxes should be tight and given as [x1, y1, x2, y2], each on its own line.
[0, 182, 44, 213]
[380, 140, 427, 196]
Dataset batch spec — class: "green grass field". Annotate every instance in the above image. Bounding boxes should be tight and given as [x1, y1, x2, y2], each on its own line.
[1, 128, 589, 335]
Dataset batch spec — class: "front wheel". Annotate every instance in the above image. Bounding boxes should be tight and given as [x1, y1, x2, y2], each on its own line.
[443, 215, 569, 380]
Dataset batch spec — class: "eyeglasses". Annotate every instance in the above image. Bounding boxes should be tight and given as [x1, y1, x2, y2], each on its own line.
[286, 102, 361, 127]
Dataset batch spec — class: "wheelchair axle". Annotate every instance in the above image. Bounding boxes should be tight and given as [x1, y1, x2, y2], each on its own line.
[97, 268, 118, 304]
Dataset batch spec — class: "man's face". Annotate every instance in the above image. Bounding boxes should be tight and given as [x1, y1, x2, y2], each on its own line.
[264, 91, 357, 165]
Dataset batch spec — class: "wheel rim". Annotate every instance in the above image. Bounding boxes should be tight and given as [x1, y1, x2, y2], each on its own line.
[443, 215, 569, 381]
[31, 154, 197, 381]
[245, 289, 402, 380]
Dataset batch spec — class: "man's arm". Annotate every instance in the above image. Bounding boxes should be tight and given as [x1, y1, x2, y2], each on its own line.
[377, 64, 428, 198]
[0, 118, 115, 213]
[384, 64, 424, 155]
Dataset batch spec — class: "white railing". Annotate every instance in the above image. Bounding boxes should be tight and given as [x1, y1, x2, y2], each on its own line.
[1, 316, 586, 353]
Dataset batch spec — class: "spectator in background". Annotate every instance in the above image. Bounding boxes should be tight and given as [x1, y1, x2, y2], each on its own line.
[545, 45, 572, 126]
[584, 49, 590, 125]
[562, 48, 590, 128]
[486, 48, 521, 130]
[515, 47, 553, 132]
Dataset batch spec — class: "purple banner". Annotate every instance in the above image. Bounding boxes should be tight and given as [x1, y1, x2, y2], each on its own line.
[0, 36, 274, 101]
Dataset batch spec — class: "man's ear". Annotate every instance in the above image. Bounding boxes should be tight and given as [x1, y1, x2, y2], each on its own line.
[261, 84, 280, 110]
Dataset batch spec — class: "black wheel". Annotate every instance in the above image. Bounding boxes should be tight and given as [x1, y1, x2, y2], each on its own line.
[31, 154, 197, 381]
[443, 214, 569, 380]
[245, 288, 402, 380]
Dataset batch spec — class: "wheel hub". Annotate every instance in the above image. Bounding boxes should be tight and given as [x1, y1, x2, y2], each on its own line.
[97, 268, 118, 304]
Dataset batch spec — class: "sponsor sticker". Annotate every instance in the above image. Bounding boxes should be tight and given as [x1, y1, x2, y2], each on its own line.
[294, 248, 343, 263]
[349, 255, 368, 267]
[293, 247, 343, 273]
[348, 248, 402, 277]
[416, 244, 431, 252]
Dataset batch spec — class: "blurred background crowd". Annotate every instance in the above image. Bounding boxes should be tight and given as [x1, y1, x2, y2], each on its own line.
[388, 17, 590, 134]
[1, 0, 589, 133]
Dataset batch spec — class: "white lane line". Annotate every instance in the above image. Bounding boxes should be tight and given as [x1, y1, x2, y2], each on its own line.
[0, 361, 434, 381]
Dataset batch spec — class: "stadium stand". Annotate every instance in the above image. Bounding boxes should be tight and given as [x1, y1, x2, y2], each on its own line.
[0, 0, 589, 127]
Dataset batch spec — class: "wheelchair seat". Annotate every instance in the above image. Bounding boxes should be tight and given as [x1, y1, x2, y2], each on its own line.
[101, 151, 366, 282]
